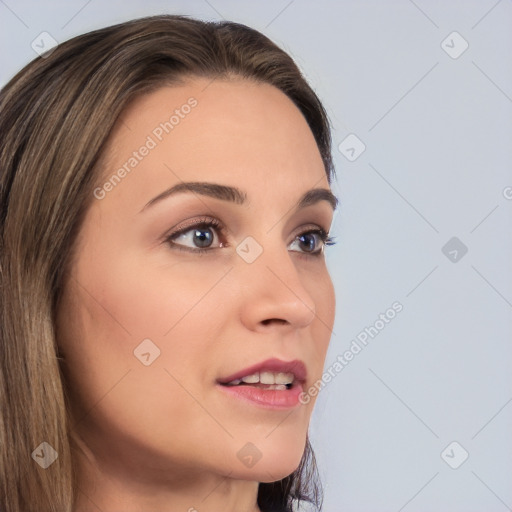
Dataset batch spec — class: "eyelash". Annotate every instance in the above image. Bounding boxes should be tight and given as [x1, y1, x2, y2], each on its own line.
[163, 216, 336, 257]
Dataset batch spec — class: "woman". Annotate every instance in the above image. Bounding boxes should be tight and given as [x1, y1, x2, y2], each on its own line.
[0, 15, 337, 512]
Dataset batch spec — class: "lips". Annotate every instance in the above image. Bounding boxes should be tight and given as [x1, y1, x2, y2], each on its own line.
[216, 359, 307, 409]
[217, 358, 307, 386]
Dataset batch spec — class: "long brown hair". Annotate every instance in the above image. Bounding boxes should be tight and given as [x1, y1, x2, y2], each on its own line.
[0, 15, 334, 512]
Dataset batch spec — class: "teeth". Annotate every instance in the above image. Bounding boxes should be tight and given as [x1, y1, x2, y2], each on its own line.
[275, 372, 294, 385]
[259, 371, 275, 384]
[229, 371, 295, 386]
[241, 373, 259, 384]
[268, 384, 287, 391]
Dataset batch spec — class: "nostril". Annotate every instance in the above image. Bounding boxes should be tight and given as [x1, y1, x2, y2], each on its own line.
[261, 318, 288, 326]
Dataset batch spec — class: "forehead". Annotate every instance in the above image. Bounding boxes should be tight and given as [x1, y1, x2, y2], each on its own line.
[97, 78, 327, 211]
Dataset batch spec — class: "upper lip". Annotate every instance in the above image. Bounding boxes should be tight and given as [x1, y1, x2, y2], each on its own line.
[217, 358, 307, 385]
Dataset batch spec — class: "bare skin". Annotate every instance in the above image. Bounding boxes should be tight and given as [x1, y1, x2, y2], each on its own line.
[56, 77, 336, 512]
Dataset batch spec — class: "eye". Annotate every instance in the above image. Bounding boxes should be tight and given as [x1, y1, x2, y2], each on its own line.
[164, 218, 227, 253]
[289, 229, 335, 256]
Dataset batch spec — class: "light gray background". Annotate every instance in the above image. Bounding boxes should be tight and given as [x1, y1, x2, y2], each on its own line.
[1, 1, 511, 510]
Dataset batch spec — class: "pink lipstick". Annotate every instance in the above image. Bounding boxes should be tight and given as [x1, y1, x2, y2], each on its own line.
[217, 358, 307, 409]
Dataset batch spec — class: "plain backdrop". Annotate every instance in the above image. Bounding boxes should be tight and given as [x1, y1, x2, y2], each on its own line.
[1, 1, 511, 511]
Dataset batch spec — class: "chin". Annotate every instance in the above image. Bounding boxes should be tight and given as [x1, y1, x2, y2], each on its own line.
[236, 456, 304, 483]
[228, 431, 307, 483]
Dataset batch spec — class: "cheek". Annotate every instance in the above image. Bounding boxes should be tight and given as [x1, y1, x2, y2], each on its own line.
[316, 271, 336, 327]
[307, 268, 336, 355]
[58, 253, 237, 462]
[62, 251, 230, 382]
[73, 246, 228, 338]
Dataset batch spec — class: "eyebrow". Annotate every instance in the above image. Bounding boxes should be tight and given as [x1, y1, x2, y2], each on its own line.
[140, 181, 338, 212]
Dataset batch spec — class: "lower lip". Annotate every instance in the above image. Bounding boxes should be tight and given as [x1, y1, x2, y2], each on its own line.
[217, 382, 304, 409]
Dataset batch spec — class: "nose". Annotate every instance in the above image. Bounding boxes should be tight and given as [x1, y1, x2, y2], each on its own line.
[237, 245, 317, 332]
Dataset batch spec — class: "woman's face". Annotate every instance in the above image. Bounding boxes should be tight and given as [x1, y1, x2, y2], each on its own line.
[57, 77, 336, 486]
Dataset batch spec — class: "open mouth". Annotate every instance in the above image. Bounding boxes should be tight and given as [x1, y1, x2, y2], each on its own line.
[220, 371, 295, 391]
[216, 359, 306, 408]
